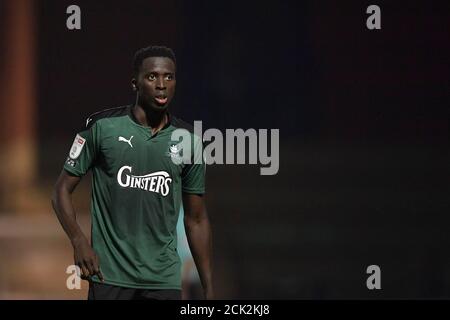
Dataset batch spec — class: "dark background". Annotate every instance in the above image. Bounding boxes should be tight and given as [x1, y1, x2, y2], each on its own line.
[6, 0, 450, 298]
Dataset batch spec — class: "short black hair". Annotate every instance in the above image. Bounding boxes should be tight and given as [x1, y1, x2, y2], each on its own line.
[133, 45, 176, 76]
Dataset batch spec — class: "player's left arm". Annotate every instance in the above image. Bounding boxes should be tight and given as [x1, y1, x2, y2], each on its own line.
[182, 193, 214, 300]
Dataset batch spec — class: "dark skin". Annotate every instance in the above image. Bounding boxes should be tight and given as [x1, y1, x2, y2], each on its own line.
[131, 56, 176, 133]
[52, 56, 214, 299]
[51, 172, 104, 282]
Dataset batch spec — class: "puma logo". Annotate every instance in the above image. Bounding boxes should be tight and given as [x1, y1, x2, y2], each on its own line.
[118, 135, 133, 148]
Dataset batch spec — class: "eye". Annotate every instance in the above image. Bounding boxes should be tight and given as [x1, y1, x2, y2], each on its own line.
[165, 74, 174, 81]
[148, 74, 156, 81]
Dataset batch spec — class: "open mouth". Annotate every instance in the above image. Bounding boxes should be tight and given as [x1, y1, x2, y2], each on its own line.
[154, 96, 168, 105]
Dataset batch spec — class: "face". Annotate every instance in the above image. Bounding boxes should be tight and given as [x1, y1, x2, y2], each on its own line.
[132, 56, 176, 111]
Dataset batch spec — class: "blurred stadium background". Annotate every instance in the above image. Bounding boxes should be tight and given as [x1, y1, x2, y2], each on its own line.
[0, 0, 448, 299]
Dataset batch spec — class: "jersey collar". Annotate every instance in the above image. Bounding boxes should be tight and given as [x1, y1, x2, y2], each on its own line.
[127, 105, 172, 131]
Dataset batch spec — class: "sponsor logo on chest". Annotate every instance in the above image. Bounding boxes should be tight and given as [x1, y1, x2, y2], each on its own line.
[116, 166, 172, 197]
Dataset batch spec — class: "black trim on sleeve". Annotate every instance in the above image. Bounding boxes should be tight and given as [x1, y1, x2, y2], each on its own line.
[84, 105, 132, 130]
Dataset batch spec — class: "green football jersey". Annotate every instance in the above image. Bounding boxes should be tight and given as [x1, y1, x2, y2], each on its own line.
[63, 105, 205, 289]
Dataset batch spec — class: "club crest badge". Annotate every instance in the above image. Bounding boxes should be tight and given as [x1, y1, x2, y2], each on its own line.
[167, 142, 183, 164]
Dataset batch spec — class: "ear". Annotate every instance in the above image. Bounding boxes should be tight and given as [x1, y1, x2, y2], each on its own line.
[131, 78, 137, 91]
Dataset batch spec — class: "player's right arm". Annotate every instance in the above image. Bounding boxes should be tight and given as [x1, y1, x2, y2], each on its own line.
[51, 170, 103, 281]
[51, 117, 103, 281]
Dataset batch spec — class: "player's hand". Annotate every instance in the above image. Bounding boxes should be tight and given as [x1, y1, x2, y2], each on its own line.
[72, 236, 104, 282]
[204, 287, 215, 300]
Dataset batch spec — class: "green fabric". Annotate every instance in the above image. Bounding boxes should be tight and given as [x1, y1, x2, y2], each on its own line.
[63, 111, 205, 289]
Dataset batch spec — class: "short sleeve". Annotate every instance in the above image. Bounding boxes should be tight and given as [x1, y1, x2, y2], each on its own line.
[181, 134, 205, 194]
[63, 122, 99, 177]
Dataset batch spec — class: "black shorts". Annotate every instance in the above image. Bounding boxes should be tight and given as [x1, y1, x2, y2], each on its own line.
[88, 281, 182, 300]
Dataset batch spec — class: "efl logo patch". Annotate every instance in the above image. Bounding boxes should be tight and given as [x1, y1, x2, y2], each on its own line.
[69, 134, 86, 159]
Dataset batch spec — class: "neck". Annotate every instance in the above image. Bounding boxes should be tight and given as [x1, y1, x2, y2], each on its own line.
[132, 101, 168, 135]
